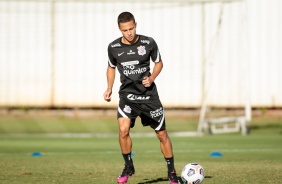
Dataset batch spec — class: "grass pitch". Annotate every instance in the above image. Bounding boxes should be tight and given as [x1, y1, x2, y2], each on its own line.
[0, 110, 281, 183]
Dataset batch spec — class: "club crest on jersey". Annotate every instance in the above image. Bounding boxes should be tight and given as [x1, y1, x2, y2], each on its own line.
[137, 46, 146, 56]
[123, 105, 132, 114]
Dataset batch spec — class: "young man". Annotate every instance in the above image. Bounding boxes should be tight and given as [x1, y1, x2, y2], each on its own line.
[103, 12, 180, 184]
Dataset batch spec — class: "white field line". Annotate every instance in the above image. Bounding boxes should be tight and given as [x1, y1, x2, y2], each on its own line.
[0, 148, 280, 157]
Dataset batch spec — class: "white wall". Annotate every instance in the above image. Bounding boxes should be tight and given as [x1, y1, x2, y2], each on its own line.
[0, 0, 281, 108]
[247, 0, 282, 107]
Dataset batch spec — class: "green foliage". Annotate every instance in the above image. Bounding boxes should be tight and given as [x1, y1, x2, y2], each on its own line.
[0, 114, 199, 134]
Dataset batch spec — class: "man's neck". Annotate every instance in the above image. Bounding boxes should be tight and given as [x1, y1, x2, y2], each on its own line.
[122, 35, 139, 45]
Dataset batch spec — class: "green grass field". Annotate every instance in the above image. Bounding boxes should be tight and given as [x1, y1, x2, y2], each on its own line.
[0, 110, 281, 183]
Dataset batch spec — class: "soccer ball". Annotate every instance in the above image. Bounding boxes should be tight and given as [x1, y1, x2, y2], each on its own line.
[181, 163, 205, 184]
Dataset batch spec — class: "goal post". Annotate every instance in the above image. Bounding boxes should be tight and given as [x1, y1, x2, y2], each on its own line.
[196, 0, 251, 135]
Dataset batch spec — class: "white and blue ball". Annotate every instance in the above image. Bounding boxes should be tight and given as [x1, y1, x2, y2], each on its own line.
[181, 163, 205, 184]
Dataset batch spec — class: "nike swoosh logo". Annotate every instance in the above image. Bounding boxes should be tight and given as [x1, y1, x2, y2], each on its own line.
[118, 52, 124, 56]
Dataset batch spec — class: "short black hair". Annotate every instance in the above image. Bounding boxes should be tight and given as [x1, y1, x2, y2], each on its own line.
[117, 12, 135, 25]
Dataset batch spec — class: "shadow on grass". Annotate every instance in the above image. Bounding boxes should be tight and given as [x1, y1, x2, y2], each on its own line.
[250, 124, 282, 134]
[138, 176, 212, 184]
[250, 124, 282, 130]
[138, 177, 178, 184]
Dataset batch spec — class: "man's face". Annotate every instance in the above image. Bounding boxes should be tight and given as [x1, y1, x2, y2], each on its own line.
[119, 20, 137, 44]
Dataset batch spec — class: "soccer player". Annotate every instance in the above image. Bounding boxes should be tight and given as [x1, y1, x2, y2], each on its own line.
[103, 12, 180, 184]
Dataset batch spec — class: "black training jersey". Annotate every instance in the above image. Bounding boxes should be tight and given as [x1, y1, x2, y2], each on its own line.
[108, 35, 162, 103]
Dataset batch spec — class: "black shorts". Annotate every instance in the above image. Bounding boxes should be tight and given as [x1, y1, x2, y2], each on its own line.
[117, 97, 166, 131]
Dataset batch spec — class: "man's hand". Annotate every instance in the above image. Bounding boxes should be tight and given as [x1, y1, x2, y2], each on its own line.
[142, 76, 154, 87]
[103, 89, 112, 102]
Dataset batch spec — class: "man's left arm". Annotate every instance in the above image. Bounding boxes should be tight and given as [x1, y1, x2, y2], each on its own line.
[142, 60, 163, 87]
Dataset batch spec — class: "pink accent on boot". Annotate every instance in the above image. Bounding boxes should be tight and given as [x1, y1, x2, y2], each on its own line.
[117, 175, 129, 183]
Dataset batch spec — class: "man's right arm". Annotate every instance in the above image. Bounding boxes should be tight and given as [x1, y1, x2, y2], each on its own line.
[103, 66, 116, 102]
